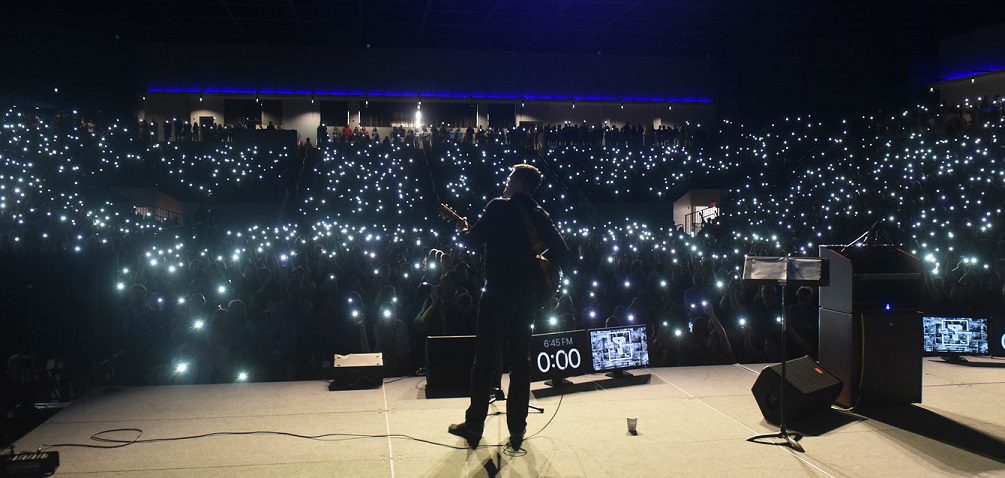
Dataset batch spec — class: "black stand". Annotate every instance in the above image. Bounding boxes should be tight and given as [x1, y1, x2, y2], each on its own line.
[488, 352, 507, 404]
[544, 377, 573, 387]
[940, 353, 969, 364]
[605, 370, 633, 379]
[490, 385, 545, 413]
[488, 386, 507, 404]
[489, 352, 545, 413]
[741, 255, 826, 453]
[747, 283, 804, 452]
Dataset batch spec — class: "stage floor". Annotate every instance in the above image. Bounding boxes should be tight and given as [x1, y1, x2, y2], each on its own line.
[13, 358, 1005, 477]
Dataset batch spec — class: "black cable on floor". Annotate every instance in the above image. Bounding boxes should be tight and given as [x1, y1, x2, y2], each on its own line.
[526, 393, 563, 440]
[42, 428, 481, 451]
[40, 394, 564, 454]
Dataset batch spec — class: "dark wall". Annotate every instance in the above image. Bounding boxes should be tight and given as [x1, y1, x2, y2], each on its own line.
[939, 22, 1005, 80]
[138, 43, 713, 101]
[715, 35, 917, 123]
[0, 26, 137, 115]
[0, 253, 117, 364]
[0, 24, 959, 125]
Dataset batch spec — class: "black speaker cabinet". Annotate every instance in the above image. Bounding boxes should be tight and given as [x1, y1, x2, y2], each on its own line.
[819, 309, 922, 407]
[751, 356, 842, 424]
[425, 335, 477, 399]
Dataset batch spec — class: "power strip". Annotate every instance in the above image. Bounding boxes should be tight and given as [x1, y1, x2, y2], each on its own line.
[2, 451, 59, 477]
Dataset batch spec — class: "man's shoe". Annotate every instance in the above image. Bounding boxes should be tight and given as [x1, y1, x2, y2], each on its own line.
[448, 422, 482, 449]
[508, 429, 525, 452]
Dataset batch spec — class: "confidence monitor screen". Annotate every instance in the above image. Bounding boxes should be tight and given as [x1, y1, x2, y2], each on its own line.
[992, 317, 1005, 357]
[529, 329, 590, 382]
[923, 316, 989, 356]
[590, 325, 650, 372]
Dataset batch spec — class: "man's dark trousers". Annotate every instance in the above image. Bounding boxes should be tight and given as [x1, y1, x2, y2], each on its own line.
[464, 284, 538, 434]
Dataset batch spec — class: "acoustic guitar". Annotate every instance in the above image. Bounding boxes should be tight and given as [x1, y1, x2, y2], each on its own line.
[438, 202, 561, 307]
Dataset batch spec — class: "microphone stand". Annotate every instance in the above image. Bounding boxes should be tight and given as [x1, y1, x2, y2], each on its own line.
[488, 350, 544, 414]
[840, 220, 880, 253]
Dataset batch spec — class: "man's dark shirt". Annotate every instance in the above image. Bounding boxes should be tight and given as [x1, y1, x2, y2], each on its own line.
[463, 193, 569, 291]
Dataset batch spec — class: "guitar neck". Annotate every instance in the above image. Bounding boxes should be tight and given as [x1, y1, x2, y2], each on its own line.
[439, 204, 466, 226]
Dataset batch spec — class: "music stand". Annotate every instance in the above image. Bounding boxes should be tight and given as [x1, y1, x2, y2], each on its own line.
[742, 256, 827, 453]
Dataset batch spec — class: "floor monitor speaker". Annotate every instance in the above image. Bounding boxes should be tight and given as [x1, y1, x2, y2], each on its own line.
[751, 356, 842, 424]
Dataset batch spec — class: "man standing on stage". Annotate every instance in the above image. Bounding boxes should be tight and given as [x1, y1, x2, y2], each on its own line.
[447, 164, 569, 451]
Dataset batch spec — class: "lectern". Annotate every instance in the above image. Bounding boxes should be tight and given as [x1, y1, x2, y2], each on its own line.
[818, 245, 923, 408]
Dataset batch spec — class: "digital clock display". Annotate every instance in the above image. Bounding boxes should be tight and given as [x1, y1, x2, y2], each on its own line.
[991, 317, 1005, 357]
[537, 348, 583, 373]
[529, 326, 651, 382]
[530, 329, 590, 382]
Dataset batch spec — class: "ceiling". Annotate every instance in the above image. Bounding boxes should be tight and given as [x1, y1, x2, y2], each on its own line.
[17, 0, 1005, 57]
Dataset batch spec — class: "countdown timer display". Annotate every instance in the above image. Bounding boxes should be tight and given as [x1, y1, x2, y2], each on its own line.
[991, 317, 1005, 357]
[529, 325, 651, 382]
[530, 330, 590, 382]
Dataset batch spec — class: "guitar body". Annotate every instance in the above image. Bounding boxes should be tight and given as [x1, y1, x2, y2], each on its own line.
[534, 254, 562, 308]
[440, 202, 560, 307]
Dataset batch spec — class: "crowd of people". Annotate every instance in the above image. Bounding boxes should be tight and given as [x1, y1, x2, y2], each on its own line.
[2, 98, 1004, 443]
[131, 110, 706, 154]
[311, 121, 704, 151]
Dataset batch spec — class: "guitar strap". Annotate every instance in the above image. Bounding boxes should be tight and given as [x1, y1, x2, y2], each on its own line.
[514, 199, 546, 256]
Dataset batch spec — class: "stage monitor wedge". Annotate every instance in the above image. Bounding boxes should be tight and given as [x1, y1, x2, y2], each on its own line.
[751, 356, 842, 425]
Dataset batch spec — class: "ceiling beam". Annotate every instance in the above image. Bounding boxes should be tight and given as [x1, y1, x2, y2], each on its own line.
[416, 0, 434, 41]
[148, 0, 185, 33]
[654, 0, 717, 38]
[357, 0, 365, 45]
[288, 0, 304, 38]
[218, 0, 244, 34]
[525, 0, 575, 46]
[583, 0, 645, 44]
[472, 0, 503, 43]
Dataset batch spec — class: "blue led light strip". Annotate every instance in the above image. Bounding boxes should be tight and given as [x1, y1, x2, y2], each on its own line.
[146, 88, 712, 103]
[937, 65, 1005, 82]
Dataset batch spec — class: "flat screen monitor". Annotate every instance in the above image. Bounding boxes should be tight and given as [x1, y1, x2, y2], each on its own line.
[990, 317, 1005, 357]
[923, 316, 989, 356]
[589, 325, 649, 372]
[529, 330, 590, 382]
